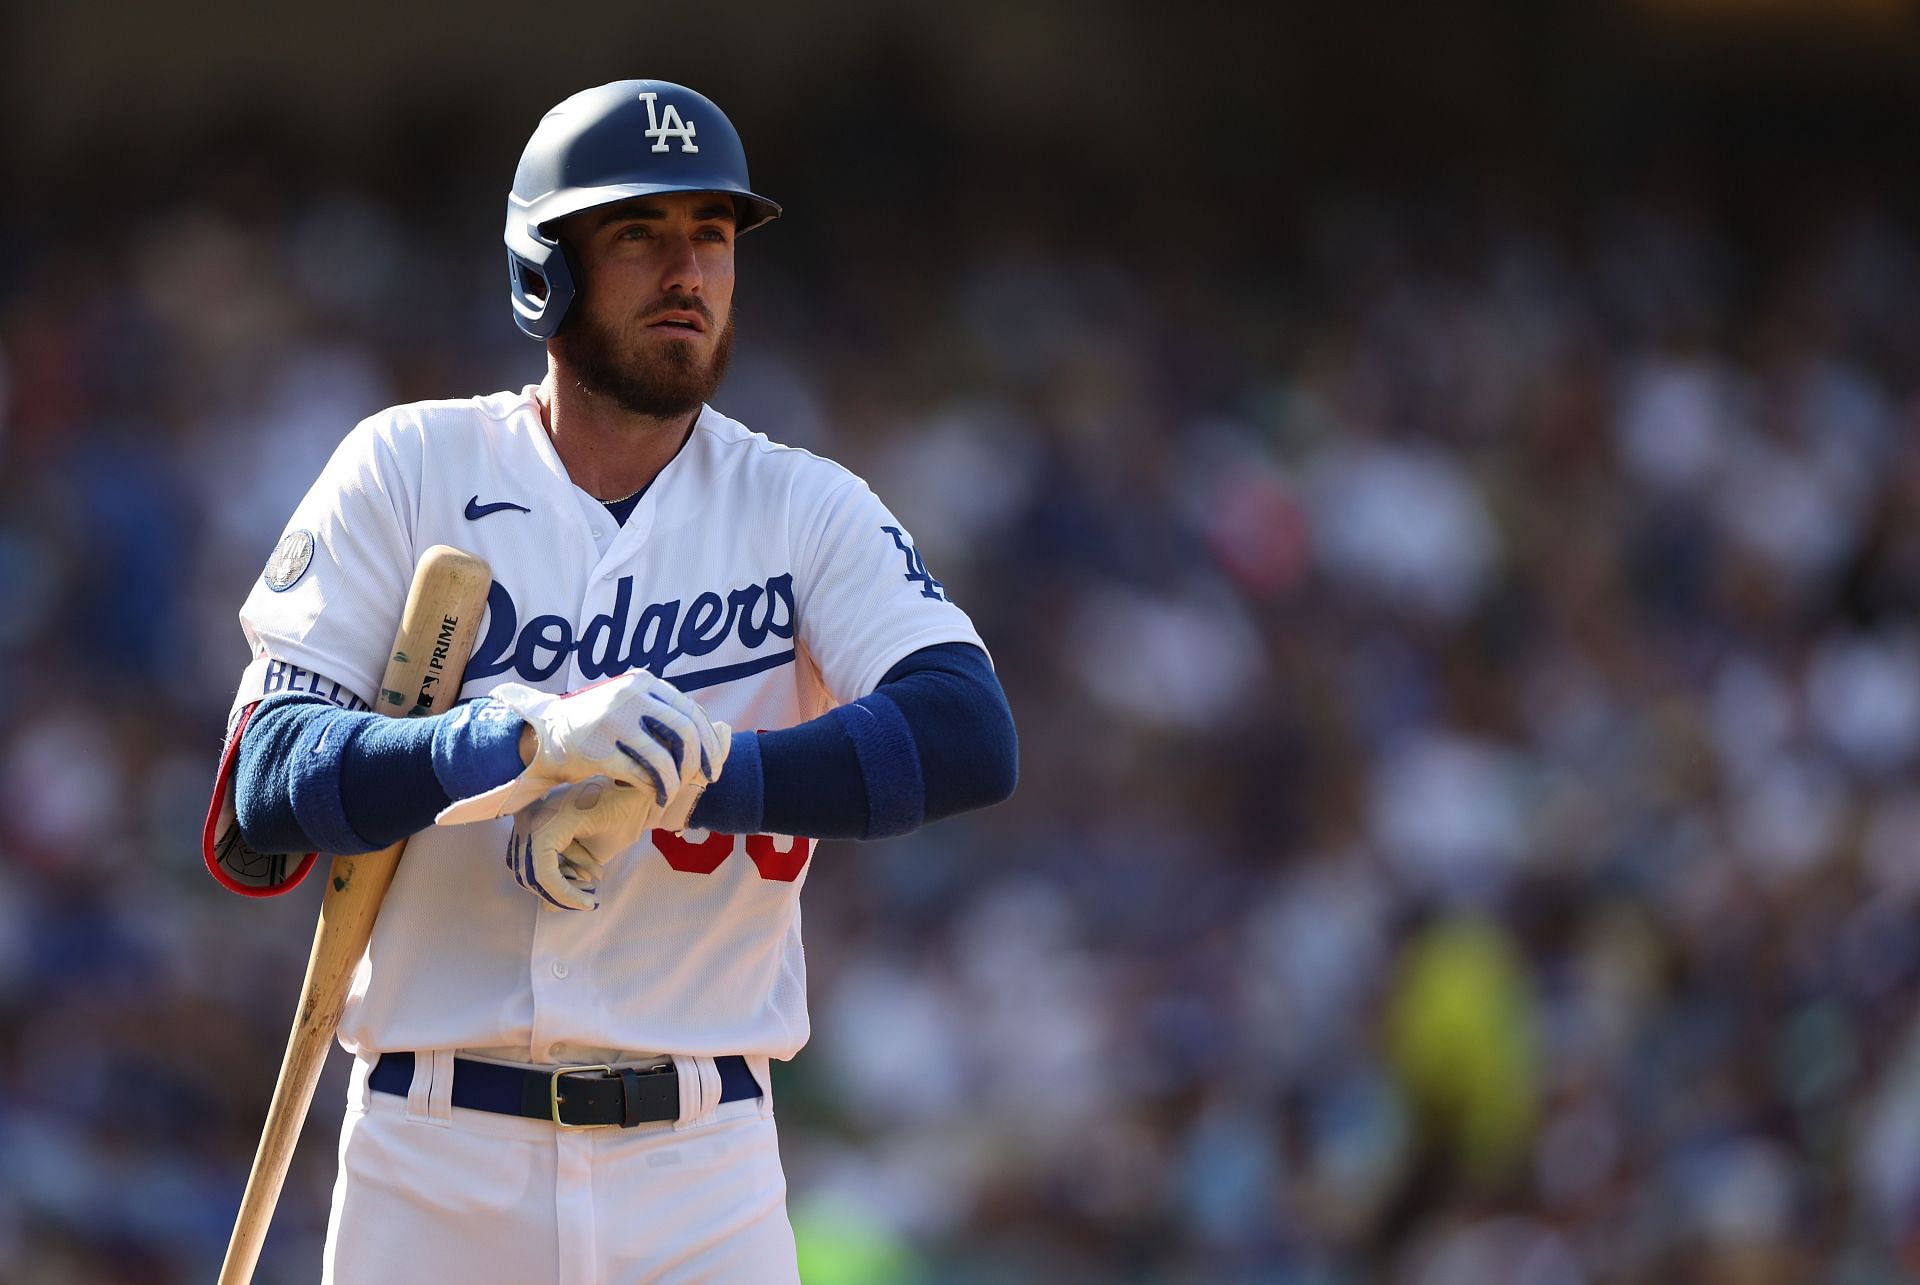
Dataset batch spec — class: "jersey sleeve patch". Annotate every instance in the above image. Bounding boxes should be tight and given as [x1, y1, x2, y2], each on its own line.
[202, 700, 318, 897]
[263, 528, 316, 592]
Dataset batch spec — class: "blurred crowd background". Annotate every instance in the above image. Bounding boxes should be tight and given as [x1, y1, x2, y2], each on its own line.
[8, 1, 1920, 1281]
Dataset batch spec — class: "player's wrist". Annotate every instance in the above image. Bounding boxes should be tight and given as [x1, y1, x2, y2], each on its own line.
[429, 698, 534, 802]
[686, 730, 762, 834]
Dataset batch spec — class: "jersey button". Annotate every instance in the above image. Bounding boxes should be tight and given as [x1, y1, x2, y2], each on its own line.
[590, 528, 603, 539]
[551, 961, 570, 979]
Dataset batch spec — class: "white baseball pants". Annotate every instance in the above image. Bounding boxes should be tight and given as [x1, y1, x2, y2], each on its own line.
[321, 1053, 798, 1284]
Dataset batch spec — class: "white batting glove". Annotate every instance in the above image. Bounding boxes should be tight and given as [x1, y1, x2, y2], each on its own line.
[505, 778, 659, 912]
[436, 672, 725, 826]
[657, 728, 732, 832]
[501, 718, 735, 910]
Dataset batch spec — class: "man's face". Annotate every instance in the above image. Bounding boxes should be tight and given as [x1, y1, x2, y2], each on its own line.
[551, 192, 738, 419]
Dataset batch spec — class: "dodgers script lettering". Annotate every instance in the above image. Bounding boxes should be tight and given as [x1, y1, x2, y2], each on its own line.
[467, 571, 797, 690]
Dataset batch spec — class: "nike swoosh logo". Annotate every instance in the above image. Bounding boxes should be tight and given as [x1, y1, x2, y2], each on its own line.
[465, 496, 531, 520]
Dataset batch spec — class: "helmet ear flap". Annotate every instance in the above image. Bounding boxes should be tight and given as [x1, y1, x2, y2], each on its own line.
[515, 260, 550, 303]
[505, 220, 577, 339]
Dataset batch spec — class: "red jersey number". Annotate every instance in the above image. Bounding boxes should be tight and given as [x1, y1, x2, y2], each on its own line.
[652, 829, 813, 882]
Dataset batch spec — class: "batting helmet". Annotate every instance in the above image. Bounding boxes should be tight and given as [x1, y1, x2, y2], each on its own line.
[504, 80, 781, 340]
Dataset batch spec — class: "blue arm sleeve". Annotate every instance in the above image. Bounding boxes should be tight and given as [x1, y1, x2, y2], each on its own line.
[234, 694, 527, 855]
[691, 641, 1017, 840]
[237, 642, 1016, 853]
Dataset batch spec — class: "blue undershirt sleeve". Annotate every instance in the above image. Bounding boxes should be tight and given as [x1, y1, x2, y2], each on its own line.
[872, 643, 1020, 824]
[234, 693, 527, 855]
[831, 692, 924, 838]
[690, 641, 1016, 840]
[692, 730, 765, 835]
[237, 642, 1014, 854]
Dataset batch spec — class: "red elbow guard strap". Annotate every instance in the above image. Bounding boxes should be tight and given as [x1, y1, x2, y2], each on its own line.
[202, 700, 318, 897]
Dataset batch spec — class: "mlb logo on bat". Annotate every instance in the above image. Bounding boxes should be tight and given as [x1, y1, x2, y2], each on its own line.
[640, 93, 698, 153]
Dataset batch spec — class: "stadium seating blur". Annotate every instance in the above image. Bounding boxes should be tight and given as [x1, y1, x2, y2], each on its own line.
[7, 3, 1920, 1280]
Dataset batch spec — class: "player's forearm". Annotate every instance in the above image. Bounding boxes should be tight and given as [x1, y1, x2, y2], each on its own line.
[234, 695, 526, 854]
[236, 642, 1015, 853]
[690, 641, 1018, 840]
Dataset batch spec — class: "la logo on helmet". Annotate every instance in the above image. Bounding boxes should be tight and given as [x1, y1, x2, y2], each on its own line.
[639, 92, 699, 153]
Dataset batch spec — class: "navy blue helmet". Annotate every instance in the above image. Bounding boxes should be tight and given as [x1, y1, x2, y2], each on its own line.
[505, 81, 781, 339]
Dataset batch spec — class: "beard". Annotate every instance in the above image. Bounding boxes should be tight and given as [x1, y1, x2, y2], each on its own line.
[554, 295, 735, 419]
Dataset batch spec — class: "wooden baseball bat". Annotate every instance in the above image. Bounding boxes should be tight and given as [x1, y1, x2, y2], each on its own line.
[218, 544, 493, 1285]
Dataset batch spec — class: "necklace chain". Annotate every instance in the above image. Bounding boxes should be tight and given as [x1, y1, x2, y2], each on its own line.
[599, 483, 646, 506]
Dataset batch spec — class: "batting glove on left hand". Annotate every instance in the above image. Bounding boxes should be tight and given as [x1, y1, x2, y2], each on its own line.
[506, 778, 658, 912]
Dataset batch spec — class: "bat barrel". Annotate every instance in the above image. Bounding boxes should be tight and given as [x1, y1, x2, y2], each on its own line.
[218, 971, 345, 1283]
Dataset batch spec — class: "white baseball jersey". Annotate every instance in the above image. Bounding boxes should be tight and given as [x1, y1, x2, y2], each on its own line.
[207, 385, 983, 1064]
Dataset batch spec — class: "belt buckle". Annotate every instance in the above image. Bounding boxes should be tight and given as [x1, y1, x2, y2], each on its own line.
[549, 1063, 615, 1129]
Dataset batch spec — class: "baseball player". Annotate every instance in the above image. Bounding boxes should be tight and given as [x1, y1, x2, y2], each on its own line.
[202, 80, 1017, 1283]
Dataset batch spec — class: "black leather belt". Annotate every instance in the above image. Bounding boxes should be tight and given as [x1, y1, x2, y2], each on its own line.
[370, 1052, 759, 1129]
